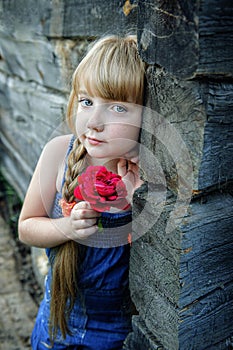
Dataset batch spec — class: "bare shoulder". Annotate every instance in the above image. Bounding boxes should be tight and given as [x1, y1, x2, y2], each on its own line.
[40, 134, 73, 163]
[37, 134, 75, 194]
[45, 134, 73, 154]
[44, 134, 75, 192]
[38, 134, 74, 176]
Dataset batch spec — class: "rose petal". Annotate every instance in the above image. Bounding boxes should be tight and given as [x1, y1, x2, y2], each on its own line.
[74, 186, 84, 200]
[73, 165, 128, 212]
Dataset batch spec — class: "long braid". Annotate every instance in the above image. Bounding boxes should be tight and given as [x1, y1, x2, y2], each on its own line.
[50, 138, 87, 340]
[62, 139, 86, 201]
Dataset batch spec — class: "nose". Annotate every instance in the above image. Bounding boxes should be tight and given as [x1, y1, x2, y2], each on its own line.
[86, 106, 104, 132]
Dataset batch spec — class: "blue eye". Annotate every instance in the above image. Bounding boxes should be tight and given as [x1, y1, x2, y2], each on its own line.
[79, 98, 93, 107]
[113, 105, 127, 113]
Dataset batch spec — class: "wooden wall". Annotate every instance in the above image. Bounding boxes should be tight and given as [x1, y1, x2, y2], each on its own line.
[0, 1, 233, 349]
[127, 1, 233, 349]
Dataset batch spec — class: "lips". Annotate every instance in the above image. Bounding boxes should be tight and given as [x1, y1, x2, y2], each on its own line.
[87, 137, 104, 145]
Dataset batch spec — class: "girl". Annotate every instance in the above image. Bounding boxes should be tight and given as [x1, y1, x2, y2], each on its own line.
[18, 35, 145, 349]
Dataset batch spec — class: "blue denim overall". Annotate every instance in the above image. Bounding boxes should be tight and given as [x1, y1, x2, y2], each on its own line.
[31, 137, 133, 350]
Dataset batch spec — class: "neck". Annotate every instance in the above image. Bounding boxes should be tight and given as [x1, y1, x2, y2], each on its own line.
[86, 155, 119, 173]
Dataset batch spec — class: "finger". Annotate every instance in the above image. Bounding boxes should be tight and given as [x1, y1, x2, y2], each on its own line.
[123, 153, 139, 165]
[72, 202, 101, 219]
[72, 218, 98, 230]
[122, 161, 143, 192]
[127, 160, 138, 172]
[117, 158, 127, 177]
[127, 163, 144, 190]
[73, 201, 91, 210]
[72, 209, 100, 220]
[129, 154, 139, 164]
[73, 225, 99, 241]
[123, 162, 137, 181]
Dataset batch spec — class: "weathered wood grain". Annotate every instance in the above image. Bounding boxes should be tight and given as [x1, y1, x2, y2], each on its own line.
[128, 187, 233, 349]
[201, 82, 233, 124]
[179, 192, 233, 349]
[45, 0, 137, 38]
[129, 247, 179, 349]
[0, 34, 89, 93]
[0, 71, 68, 196]
[198, 81, 233, 188]
[137, 0, 199, 78]
[128, 188, 181, 350]
[197, 0, 233, 77]
[142, 66, 205, 191]
[143, 68, 233, 191]
[180, 192, 233, 305]
[198, 121, 233, 189]
[0, 0, 138, 39]
[179, 283, 233, 349]
[137, 0, 233, 79]
[124, 316, 164, 350]
[0, 0, 45, 36]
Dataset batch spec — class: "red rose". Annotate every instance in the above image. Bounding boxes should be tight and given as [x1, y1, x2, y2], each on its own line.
[74, 166, 129, 212]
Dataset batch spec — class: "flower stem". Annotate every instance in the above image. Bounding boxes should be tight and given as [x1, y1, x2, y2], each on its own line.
[97, 217, 104, 233]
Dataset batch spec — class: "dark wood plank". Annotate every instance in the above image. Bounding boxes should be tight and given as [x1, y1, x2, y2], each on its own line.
[137, 0, 199, 79]
[199, 122, 233, 188]
[124, 316, 164, 350]
[137, 0, 233, 78]
[179, 283, 233, 350]
[198, 0, 233, 77]
[179, 192, 233, 349]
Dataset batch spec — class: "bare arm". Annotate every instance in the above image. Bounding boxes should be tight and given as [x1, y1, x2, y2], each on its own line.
[18, 135, 99, 248]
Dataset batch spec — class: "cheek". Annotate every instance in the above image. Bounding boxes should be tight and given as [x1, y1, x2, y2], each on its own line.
[120, 125, 141, 142]
[132, 126, 141, 141]
[109, 126, 140, 154]
[123, 112, 142, 141]
[75, 117, 86, 138]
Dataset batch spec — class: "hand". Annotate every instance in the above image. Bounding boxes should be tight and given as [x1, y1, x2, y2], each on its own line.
[68, 201, 100, 241]
[117, 158, 143, 204]
[122, 144, 140, 164]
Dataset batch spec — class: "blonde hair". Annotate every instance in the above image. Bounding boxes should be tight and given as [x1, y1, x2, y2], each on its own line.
[67, 35, 145, 131]
[50, 35, 145, 340]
